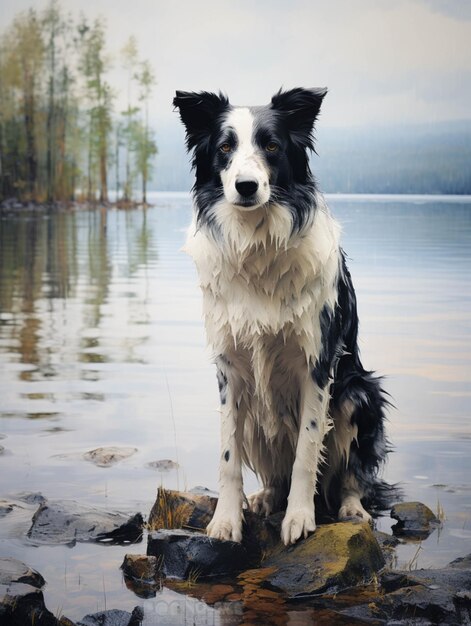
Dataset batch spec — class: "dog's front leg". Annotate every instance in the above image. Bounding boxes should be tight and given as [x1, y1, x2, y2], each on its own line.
[207, 375, 244, 542]
[281, 381, 331, 545]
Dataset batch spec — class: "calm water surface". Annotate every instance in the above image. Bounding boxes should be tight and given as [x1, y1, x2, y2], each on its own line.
[0, 192, 470, 623]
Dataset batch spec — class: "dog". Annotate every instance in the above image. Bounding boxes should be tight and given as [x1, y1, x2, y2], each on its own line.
[174, 87, 392, 545]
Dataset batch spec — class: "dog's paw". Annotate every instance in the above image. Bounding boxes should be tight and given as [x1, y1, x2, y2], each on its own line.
[338, 497, 373, 524]
[247, 487, 277, 516]
[281, 507, 316, 545]
[207, 510, 243, 543]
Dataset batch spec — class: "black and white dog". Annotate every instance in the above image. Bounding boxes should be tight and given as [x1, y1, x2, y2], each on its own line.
[174, 88, 391, 545]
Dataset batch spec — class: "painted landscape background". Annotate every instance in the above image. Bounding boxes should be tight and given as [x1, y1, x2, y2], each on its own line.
[0, 1, 470, 624]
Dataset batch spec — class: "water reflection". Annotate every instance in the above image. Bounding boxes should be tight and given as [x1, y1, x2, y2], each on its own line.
[0, 193, 470, 622]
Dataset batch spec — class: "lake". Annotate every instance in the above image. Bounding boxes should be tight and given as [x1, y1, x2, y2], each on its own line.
[0, 192, 470, 623]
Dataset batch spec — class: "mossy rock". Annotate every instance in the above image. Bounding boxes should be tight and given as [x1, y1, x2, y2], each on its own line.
[261, 521, 385, 598]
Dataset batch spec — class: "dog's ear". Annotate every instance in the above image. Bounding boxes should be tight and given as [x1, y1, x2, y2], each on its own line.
[173, 91, 229, 151]
[271, 87, 327, 150]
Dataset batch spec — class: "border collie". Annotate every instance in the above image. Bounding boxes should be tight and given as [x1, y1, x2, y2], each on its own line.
[174, 88, 392, 545]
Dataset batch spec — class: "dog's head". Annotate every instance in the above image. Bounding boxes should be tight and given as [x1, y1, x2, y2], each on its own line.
[173, 88, 327, 230]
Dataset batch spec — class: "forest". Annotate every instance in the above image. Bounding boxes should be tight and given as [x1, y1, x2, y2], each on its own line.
[0, 0, 157, 205]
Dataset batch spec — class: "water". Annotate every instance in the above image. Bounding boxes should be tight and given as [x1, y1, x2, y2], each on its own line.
[0, 192, 470, 622]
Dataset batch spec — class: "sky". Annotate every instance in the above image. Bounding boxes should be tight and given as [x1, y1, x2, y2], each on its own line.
[1, 0, 471, 131]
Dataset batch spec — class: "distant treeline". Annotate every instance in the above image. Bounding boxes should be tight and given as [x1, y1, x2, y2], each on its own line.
[154, 121, 471, 195]
[0, 0, 157, 205]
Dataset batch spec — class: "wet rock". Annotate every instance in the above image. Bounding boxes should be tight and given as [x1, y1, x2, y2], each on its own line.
[0, 557, 45, 588]
[342, 555, 471, 625]
[261, 522, 385, 598]
[449, 553, 471, 570]
[12, 491, 47, 505]
[121, 555, 161, 599]
[121, 554, 159, 582]
[83, 446, 138, 467]
[390, 501, 439, 539]
[188, 486, 219, 498]
[0, 558, 61, 626]
[77, 607, 143, 626]
[148, 487, 217, 532]
[28, 500, 143, 546]
[148, 488, 280, 559]
[146, 459, 179, 472]
[147, 528, 252, 579]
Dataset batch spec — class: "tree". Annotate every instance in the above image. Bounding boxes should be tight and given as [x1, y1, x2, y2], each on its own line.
[78, 17, 113, 203]
[136, 60, 157, 204]
[120, 36, 139, 203]
[5, 10, 44, 198]
[0, 5, 158, 205]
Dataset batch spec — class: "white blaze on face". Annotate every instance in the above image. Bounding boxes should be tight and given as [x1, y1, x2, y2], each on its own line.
[220, 107, 271, 210]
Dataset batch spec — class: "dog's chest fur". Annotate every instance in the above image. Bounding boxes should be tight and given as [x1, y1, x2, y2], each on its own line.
[185, 197, 341, 433]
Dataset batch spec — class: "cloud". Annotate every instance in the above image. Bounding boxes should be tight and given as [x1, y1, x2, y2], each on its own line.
[1, 0, 470, 128]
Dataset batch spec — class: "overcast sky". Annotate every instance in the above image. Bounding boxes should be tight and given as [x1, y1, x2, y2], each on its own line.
[2, 0, 471, 131]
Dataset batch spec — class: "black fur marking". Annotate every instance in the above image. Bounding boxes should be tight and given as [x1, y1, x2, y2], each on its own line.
[216, 368, 228, 406]
[315, 249, 401, 512]
[310, 420, 317, 429]
[224, 450, 230, 462]
[312, 302, 341, 389]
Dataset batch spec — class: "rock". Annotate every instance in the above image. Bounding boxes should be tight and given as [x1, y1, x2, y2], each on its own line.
[121, 554, 159, 582]
[148, 487, 217, 532]
[260, 522, 385, 598]
[342, 556, 471, 625]
[146, 459, 179, 471]
[0, 558, 61, 626]
[448, 553, 471, 570]
[148, 488, 280, 559]
[12, 491, 47, 505]
[188, 486, 219, 498]
[390, 501, 439, 539]
[0, 557, 45, 588]
[121, 555, 161, 599]
[28, 500, 143, 546]
[83, 446, 138, 467]
[77, 608, 142, 626]
[147, 528, 252, 579]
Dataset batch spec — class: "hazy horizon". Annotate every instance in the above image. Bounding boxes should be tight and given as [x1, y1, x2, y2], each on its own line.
[2, 0, 470, 132]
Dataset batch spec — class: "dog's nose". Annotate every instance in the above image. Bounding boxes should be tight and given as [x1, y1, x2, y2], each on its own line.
[235, 178, 259, 198]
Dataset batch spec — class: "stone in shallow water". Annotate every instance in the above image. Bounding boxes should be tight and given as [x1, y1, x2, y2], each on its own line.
[148, 486, 217, 532]
[28, 500, 143, 546]
[77, 607, 143, 626]
[146, 459, 179, 472]
[0, 557, 45, 588]
[390, 501, 440, 539]
[147, 528, 252, 579]
[83, 446, 138, 467]
[261, 521, 385, 598]
[121, 554, 160, 582]
[340, 554, 471, 625]
[0, 558, 60, 626]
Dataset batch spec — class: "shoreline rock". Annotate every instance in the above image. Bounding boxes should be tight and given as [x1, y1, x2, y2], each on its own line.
[28, 500, 143, 546]
[390, 501, 440, 539]
[2, 491, 469, 625]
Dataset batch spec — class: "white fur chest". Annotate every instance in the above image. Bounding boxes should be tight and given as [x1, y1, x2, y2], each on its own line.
[184, 199, 341, 364]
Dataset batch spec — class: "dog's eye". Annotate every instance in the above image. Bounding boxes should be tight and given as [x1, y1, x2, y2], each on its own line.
[266, 142, 279, 152]
[220, 143, 232, 153]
